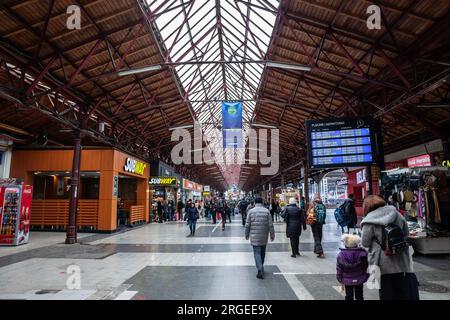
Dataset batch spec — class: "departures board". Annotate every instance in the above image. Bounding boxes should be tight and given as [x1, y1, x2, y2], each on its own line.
[306, 117, 378, 169]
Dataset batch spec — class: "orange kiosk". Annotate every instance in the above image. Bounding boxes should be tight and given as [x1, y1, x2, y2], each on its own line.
[10, 148, 150, 232]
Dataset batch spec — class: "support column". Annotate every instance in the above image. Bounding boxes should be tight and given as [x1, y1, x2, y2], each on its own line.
[303, 160, 309, 209]
[98, 170, 118, 231]
[442, 137, 450, 160]
[366, 166, 373, 196]
[66, 131, 82, 245]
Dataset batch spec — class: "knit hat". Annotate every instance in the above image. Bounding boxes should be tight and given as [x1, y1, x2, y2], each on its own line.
[341, 234, 361, 248]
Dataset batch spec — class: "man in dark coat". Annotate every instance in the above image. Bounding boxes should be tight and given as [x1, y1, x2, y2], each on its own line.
[345, 194, 358, 230]
[157, 200, 163, 223]
[210, 204, 218, 224]
[281, 198, 307, 257]
[177, 199, 185, 221]
[239, 199, 249, 226]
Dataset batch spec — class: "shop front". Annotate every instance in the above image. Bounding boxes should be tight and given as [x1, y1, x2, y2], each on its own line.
[202, 185, 211, 202]
[379, 159, 450, 254]
[10, 148, 150, 232]
[149, 176, 181, 220]
[346, 166, 380, 216]
[149, 160, 179, 219]
[182, 179, 203, 202]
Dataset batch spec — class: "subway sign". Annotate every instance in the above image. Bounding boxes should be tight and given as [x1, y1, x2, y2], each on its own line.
[124, 158, 147, 175]
[149, 177, 179, 186]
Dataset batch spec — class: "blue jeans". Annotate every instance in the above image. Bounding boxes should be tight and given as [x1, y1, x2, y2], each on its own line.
[252, 246, 266, 272]
[188, 219, 197, 235]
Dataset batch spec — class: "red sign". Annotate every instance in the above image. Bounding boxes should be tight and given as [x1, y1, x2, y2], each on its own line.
[183, 179, 195, 190]
[385, 160, 407, 170]
[408, 154, 431, 168]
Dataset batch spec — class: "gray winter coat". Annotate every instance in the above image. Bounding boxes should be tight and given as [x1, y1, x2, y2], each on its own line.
[361, 205, 413, 276]
[245, 204, 275, 246]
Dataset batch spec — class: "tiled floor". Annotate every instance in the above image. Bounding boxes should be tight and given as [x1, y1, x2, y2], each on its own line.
[0, 211, 449, 300]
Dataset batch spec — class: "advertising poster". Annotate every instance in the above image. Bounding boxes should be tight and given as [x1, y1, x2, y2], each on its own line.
[222, 101, 243, 148]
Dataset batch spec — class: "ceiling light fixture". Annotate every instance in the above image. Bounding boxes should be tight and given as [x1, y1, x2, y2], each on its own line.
[415, 103, 450, 108]
[169, 124, 194, 131]
[117, 65, 162, 77]
[250, 123, 278, 129]
[266, 61, 312, 72]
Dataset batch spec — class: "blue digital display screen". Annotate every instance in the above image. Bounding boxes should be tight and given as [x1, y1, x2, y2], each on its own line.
[307, 117, 376, 168]
[312, 145, 373, 157]
[312, 136, 371, 149]
[311, 128, 370, 140]
[313, 154, 373, 166]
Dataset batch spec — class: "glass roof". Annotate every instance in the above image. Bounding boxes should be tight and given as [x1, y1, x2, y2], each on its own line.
[146, 0, 279, 185]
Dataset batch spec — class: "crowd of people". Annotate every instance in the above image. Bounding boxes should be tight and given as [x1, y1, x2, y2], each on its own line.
[242, 193, 418, 301]
[153, 192, 418, 300]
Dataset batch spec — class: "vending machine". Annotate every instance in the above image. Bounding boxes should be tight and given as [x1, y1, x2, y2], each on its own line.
[0, 184, 33, 246]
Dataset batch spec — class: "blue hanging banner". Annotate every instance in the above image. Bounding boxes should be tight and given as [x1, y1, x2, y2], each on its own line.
[222, 101, 243, 148]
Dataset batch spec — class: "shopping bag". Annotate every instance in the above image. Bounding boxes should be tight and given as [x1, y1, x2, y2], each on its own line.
[218, 213, 222, 220]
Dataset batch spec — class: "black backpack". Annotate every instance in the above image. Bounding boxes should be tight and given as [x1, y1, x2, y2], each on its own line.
[375, 223, 410, 256]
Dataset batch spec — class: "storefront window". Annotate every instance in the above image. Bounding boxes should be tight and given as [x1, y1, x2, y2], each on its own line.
[32, 173, 100, 200]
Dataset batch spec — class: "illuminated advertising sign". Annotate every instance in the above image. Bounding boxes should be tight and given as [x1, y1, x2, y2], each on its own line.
[124, 158, 146, 175]
[407, 154, 431, 168]
[149, 177, 179, 187]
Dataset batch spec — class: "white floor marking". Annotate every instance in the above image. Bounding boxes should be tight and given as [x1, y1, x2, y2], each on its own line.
[114, 291, 138, 300]
[211, 222, 222, 233]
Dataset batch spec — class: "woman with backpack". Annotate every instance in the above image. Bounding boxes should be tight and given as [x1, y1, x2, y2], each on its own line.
[307, 194, 327, 259]
[361, 195, 418, 300]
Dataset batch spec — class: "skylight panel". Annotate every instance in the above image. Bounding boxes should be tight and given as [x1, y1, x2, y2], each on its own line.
[146, 0, 279, 180]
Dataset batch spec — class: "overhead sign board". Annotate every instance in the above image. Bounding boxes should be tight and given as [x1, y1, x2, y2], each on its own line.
[357, 169, 367, 184]
[408, 154, 431, 168]
[306, 117, 377, 169]
[222, 101, 243, 148]
[149, 177, 179, 187]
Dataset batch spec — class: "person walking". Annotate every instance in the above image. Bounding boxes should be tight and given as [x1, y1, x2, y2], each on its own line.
[167, 200, 175, 221]
[210, 204, 218, 224]
[299, 196, 306, 211]
[239, 198, 248, 226]
[234, 205, 239, 217]
[177, 199, 185, 221]
[336, 234, 369, 300]
[361, 195, 418, 300]
[281, 198, 307, 258]
[157, 199, 164, 223]
[344, 194, 358, 232]
[186, 202, 200, 237]
[275, 200, 282, 223]
[221, 203, 230, 230]
[245, 197, 275, 279]
[307, 194, 327, 258]
[270, 199, 277, 222]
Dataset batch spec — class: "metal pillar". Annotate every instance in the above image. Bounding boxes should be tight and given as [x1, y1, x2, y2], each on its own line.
[443, 137, 450, 160]
[66, 131, 82, 244]
[366, 166, 373, 196]
[303, 160, 309, 209]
